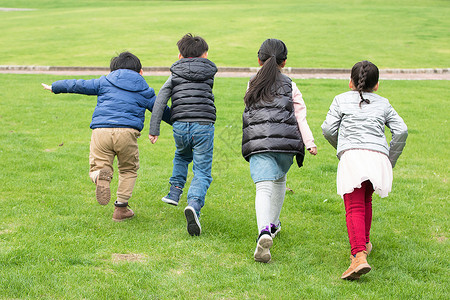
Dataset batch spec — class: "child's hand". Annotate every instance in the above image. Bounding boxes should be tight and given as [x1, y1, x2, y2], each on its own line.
[41, 83, 53, 92]
[308, 147, 317, 155]
[148, 135, 158, 144]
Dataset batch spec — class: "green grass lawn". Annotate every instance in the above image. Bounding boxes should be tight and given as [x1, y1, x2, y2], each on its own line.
[0, 0, 449, 68]
[0, 74, 448, 298]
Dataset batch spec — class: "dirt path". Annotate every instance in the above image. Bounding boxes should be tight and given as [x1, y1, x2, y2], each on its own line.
[0, 65, 449, 80]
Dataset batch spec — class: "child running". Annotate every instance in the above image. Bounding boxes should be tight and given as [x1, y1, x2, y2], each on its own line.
[321, 60, 408, 280]
[42, 51, 171, 221]
[149, 33, 217, 236]
[242, 39, 317, 263]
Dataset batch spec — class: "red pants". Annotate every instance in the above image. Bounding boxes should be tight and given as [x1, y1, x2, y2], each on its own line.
[343, 180, 374, 255]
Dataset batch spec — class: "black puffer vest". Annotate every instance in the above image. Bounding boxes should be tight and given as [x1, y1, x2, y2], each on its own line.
[170, 58, 217, 123]
[242, 74, 305, 165]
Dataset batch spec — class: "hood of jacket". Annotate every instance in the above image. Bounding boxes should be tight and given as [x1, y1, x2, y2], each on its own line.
[106, 69, 149, 92]
[170, 58, 217, 81]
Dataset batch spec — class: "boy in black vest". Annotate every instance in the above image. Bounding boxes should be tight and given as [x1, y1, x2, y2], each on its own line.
[149, 33, 217, 236]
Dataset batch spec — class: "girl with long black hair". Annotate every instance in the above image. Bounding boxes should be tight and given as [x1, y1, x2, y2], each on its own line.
[242, 39, 317, 263]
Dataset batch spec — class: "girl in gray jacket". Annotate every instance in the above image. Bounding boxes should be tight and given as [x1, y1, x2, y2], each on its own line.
[321, 61, 408, 280]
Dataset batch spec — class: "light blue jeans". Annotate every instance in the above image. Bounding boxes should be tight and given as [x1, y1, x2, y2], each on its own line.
[170, 121, 214, 213]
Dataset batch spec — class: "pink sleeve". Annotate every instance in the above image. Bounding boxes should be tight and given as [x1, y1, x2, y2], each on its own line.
[292, 82, 316, 149]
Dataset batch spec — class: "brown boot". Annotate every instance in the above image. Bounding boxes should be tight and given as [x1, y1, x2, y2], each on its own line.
[341, 251, 371, 280]
[112, 201, 134, 222]
[96, 168, 113, 205]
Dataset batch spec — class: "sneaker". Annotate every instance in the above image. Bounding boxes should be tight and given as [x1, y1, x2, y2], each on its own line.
[96, 168, 113, 205]
[184, 206, 201, 236]
[162, 185, 183, 206]
[270, 222, 281, 238]
[254, 228, 273, 263]
[112, 201, 134, 222]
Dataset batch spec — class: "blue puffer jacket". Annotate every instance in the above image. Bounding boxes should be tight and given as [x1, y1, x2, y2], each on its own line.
[51, 69, 171, 131]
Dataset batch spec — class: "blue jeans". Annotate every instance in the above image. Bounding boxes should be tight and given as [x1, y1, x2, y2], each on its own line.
[170, 121, 214, 213]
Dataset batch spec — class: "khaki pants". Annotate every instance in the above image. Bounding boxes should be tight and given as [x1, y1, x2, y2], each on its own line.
[89, 128, 140, 203]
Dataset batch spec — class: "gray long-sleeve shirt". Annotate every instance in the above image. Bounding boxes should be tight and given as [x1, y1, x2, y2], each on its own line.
[149, 76, 173, 136]
[321, 91, 408, 167]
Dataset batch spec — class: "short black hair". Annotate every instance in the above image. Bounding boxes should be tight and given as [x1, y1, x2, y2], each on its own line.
[110, 51, 142, 73]
[177, 33, 209, 58]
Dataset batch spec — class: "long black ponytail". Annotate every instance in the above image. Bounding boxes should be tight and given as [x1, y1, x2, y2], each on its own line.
[244, 39, 288, 107]
[351, 60, 379, 107]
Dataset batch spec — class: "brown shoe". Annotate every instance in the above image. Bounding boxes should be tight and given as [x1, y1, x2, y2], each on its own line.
[112, 202, 134, 222]
[341, 251, 371, 280]
[366, 241, 373, 256]
[96, 168, 113, 205]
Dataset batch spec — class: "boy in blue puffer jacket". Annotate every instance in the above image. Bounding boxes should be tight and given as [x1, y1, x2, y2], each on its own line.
[42, 51, 171, 221]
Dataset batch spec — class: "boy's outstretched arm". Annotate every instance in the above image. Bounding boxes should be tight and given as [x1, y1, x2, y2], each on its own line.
[42, 79, 101, 95]
[41, 83, 53, 92]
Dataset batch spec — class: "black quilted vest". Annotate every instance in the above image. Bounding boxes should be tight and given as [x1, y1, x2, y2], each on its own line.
[242, 74, 305, 164]
[170, 58, 217, 123]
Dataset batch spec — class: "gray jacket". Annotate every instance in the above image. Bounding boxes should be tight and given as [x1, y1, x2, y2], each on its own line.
[321, 91, 408, 167]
